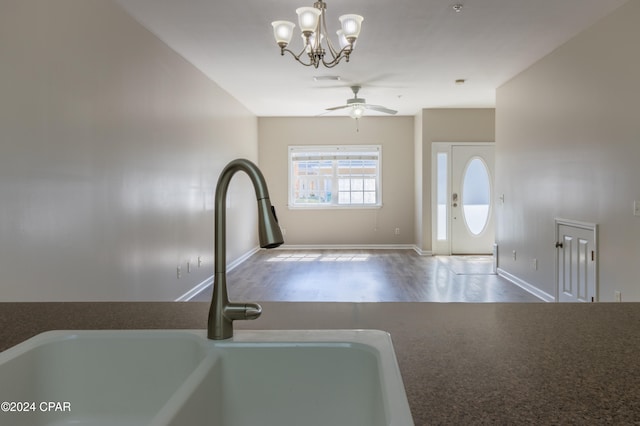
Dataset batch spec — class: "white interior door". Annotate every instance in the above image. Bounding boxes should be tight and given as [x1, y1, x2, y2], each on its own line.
[450, 145, 495, 254]
[556, 221, 597, 302]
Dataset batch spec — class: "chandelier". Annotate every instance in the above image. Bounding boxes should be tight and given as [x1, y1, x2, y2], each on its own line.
[271, 0, 363, 69]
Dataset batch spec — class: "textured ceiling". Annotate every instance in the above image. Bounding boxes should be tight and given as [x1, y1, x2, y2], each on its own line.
[115, 0, 627, 117]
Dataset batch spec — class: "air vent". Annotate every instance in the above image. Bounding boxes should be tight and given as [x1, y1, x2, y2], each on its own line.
[313, 75, 341, 82]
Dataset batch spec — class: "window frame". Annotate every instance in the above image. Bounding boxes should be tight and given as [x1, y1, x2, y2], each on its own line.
[288, 145, 383, 209]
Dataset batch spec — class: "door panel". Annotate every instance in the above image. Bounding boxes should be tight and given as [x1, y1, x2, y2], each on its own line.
[451, 145, 495, 254]
[557, 223, 597, 302]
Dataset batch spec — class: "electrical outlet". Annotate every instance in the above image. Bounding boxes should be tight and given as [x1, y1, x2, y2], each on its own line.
[615, 291, 622, 302]
[187, 261, 191, 273]
[177, 266, 181, 279]
[197, 256, 202, 267]
[394, 228, 400, 235]
[512, 250, 517, 261]
[531, 258, 537, 270]
[634, 201, 640, 217]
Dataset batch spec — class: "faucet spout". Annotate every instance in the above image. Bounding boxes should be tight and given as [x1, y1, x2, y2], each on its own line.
[207, 159, 283, 340]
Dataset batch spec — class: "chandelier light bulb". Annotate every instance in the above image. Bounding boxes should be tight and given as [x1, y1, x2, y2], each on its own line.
[336, 29, 350, 50]
[339, 14, 363, 39]
[296, 7, 321, 33]
[272, 21, 295, 46]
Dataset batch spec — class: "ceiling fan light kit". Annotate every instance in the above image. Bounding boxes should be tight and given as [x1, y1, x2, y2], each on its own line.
[326, 86, 398, 119]
[271, 0, 363, 69]
[349, 105, 366, 119]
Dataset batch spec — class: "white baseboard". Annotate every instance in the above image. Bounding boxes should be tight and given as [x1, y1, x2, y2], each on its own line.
[412, 246, 433, 256]
[175, 276, 214, 302]
[175, 246, 261, 302]
[277, 244, 417, 251]
[227, 246, 261, 271]
[497, 268, 555, 302]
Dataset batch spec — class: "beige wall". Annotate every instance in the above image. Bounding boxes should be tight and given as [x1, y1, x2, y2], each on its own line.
[496, 1, 639, 301]
[418, 109, 496, 253]
[258, 116, 415, 246]
[0, 0, 259, 301]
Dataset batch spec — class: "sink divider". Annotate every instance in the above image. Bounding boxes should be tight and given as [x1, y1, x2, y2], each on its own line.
[151, 350, 223, 426]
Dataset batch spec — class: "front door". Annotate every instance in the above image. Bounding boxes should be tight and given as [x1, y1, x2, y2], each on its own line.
[450, 145, 495, 254]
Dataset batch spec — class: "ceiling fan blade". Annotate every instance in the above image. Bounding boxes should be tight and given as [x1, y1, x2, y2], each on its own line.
[325, 105, 350, 111]
[364, 104, 398, 115]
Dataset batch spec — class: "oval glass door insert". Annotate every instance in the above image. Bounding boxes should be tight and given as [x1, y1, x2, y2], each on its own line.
[462, 158, 491, 235]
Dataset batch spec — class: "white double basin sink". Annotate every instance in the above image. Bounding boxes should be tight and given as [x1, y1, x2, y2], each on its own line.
[0, 329, 413, 425]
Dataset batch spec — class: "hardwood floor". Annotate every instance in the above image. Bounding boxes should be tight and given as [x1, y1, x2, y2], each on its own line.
[190, 249, 542, 303]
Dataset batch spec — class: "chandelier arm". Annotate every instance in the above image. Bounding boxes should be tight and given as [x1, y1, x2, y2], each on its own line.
[320, 56, 345, 68]
[320, 59, 341, 68]
[319, 7, 339, 59]
[279, 44, 351, 68]
[320, 45, 353, 67]
[279, 46, 317, 67]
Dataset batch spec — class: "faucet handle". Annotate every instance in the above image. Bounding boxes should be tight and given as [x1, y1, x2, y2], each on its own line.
[244, 303, 262, 320]
[224, 302, 262, 321]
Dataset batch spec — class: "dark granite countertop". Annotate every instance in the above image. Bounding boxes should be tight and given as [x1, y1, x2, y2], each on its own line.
[1, 302, 640, 425]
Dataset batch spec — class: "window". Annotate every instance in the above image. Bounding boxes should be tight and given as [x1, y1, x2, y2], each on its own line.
[461, 158, 491, 235]
[288, 145, 382, 208]
[436, 152, 448, 241]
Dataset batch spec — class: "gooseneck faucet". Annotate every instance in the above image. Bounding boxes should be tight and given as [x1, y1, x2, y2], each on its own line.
[208, 159, 284, 340]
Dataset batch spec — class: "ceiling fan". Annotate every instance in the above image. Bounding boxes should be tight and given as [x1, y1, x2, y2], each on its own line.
[325, 85, 397, 118]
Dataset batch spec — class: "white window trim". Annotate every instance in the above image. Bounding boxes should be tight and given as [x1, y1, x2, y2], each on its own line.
[288, 145, 383, 210]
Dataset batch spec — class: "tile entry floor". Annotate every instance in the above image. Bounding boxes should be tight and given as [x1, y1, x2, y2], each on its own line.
[191, 249, 542, 303]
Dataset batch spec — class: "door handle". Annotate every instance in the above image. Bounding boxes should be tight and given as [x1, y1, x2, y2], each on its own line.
[555, 242, 563, 248]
